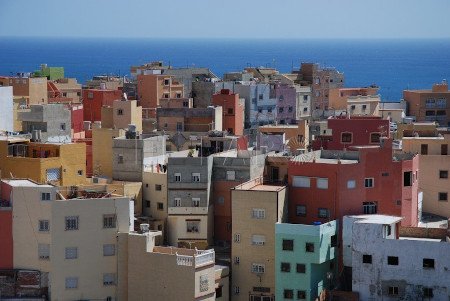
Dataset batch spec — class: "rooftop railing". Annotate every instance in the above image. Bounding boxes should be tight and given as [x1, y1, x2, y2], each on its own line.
[175, 249, 215, 268]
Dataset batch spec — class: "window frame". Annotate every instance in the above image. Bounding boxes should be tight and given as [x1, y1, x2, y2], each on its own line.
[65, 216, 79, 231]
[103, 214, 117, 229]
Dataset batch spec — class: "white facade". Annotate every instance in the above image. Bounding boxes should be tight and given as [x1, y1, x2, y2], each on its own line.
[344, 215, 450, 301]
[0, 86, 13, 132]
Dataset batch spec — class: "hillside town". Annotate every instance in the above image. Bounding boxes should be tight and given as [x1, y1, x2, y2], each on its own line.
[0, 62, 449, 301]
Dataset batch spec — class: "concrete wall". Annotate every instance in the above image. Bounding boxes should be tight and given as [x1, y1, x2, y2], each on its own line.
[0, 86, 13, 132]
[92, 127, 125, 179]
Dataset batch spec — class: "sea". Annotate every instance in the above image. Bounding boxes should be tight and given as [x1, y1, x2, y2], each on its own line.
[1, 37, 450, 100]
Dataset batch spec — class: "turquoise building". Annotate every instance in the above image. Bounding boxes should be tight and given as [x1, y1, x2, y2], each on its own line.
[275, 221, 338, 301]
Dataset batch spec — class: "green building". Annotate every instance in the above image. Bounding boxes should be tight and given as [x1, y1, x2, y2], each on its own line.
[33, 64, 64, 80]
[275, 221, 338, 301]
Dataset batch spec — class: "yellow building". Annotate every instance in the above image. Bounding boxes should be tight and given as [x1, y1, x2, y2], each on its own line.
[117, 231, 217, 301]
[0, 137, 86, 186]
[231, 177, 287, 301]
[92, 127, 126, 178]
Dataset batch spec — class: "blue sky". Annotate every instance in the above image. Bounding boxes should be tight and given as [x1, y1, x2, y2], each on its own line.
[1, 0, 449, 39]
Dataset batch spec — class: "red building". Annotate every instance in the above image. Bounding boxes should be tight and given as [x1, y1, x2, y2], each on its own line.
[288, 138, 419, 227]
[212, 89, 244, 136]
[0, 181, 13, 269]
[312, 116, 390, 150]
[70, 103, 84, 135]
[82, 89, 122, 122]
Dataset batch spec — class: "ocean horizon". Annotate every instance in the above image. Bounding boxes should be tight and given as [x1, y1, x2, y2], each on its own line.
[1, 37, 450, 100]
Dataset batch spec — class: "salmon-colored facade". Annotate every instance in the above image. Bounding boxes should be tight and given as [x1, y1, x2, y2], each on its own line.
[329, 87, 379, 110]
[83, 89, 122, 122]
[212, 89, 244, 136]
[288, 139, 419, 228]
[0, 181, 13, 269]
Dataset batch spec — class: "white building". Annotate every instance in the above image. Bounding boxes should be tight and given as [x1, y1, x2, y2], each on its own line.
[343, 215, 450, 300]
[0, 86, 13, 132]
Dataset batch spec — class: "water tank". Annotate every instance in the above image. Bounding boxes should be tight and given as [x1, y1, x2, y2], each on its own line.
[128, 124, 136, 133]
[140, 223, 149, 233]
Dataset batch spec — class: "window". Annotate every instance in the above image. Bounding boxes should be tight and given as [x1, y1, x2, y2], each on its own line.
[439, 170, 448, 179]
[318, 208, 329, 218]
[174, 173, 181, 182]
[331, 235, 337, 247]
[103, 244, 115, 256]
[282, 239, 294, 251]
[146, 200, 150, 207]
[303, 95, 308, 101]
[199, 274, 209, 292]
[252, 235, 266, 246]
[176, 122, 182, 131]
[234, 233, 241, 243]
[421, 144, 428, 155]
[279, 107, 284, 113]
[65, 247, 78, 259]
[382, 172, 389, 177]
[186, 220, 200, 233]
[234, 286, 240, 295]
[174, 198, 181, 207]
[296, 264, 306, 273]
[388, 286, 399, 296]
[441, 144, 448, 155]
[364, 178, 374, 188]
[317, 178, 328, 189]
[267, 107, 272, 113]
[281, 262, 291, 272]
[350, 105, 356, 110]
[103, 273, 116, 286]
[216, 285, 223, 298]
[259, 94, 263, 100]
[370, 133, 381, 143]
[303, 107, 308, 112]
[103, 214, 116, 228]
[297, 290, 306, 299]
[234, 256, 240, 264]
[363, 202, 377, 214]
[176, 93, 182, 99]
[88, 92, 94, 99]
[341, 132, 352, 143]
[164, 79, 170, 86]
[59, 122, 66, 131]
[192, 198, 200, 207]
[228, 108, 234, 114]
[402, 171, 412, 187]
[192, 173, 200, 182]
[164, 94, 169, 99]
[284, 289, 294, 299]
[288, 106, 293, 113]
[296, 205, 306, 216]
[347, 180, 356, 189]
[226, 170, 236, 180]
[251, 263, 265, 274]
[38, 244, 50, 260]
[387, 256, 398, 265]
[41, 192, 51, 201]
[39, 220, 50, 232]
[157, 202, 164, 210]
[305, 243, 314, 253]
[77, 170, 83, 176]
[118, 154, 124, 164]
[117, 109, 123, 116]
[65, 216, 79, 230]
[423, 287, 433, 298]
[252, 208, 265, 219]
[155, 184, 162, 191]
[363, 254, 372, 264]
[423, 258, 435, 269]
[65, 277, 78, 289]
[292, 176, 310, 188]
[439, 192, 448, 201]
[362, 104, 367, 110]
[183, 101, 189, 107]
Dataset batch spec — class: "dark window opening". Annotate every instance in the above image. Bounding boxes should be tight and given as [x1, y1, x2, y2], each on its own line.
[282, 239, 294, 251]
[387, 256, 398, 265]
[423, 258, 435, 269]
[363, 254, 372, 264]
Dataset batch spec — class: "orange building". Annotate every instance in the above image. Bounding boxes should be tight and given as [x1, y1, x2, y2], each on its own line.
[329, 86, 379, 110]
[211, 89, 244, 136]
[137, 73, 184, 117]
[404, 81, 450, 126]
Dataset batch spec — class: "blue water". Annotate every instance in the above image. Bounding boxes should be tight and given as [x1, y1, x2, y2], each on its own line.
[1, 37, 450, 100]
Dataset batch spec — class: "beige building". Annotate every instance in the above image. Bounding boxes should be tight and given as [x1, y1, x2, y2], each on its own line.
[101, 99, 143, 132]
[379, 108, 404, 123]
[117, 231, 217, 301]
[401, 134, 450, 218]
[0, 76, 48, 105]
[395, 122, 438, 139]
[231, 177, 287, 301]
[92, 127, 126, 178]
[142, 168, 168, 239]
[347, 95, 380, 116]
[49, 78, 82, 103]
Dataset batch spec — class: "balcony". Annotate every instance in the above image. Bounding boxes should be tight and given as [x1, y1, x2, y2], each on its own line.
[176, 249, 215, 268]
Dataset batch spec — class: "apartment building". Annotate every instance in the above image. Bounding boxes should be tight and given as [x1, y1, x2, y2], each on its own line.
[92, 127, 126, 178]
[347, 95, 380, 116]
[117, 231, 217, 301]
[295, 86, 312, 120]
[143, 167, 168, 240]
[259, 120, 310, 153]
[18, 104, 72, 143]
[289, 139, 420, 228]
[273, 84, 297, 125]
[82, 88, 122, 122]
[329, 87, 379, 110]
[275, 221, 338, 301]
[0, 137, 86, 186]
[401, 134, 450, 217]
[231, 177, 288, 301]
[212, 89, 245, 136]
[48, 78, 82, 103]
[344, 215, 450, 300]
[167, 153, 214, 249]
[404, 81, 450, 126]
[156, 106, 222, 133]
[0, 75, 48, 105]
[101, 98, 143, 132]
[0, 86, 13, 132]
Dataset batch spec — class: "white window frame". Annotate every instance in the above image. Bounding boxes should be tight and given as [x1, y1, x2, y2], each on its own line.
[103, 273, 116, 286]
[192, 172, 201, 182]
[186, 220, 200, 233]
[38, 243, 50, 260]
[251, 263, 265, 274]
[363, 201, 377, 214]
[103, 214, 116, 229]
[192, 198, 200, 207]
[318, 208, 330, 218]
[65, 277, 78, 289]
[234, 256, 240, 264]
[39, 220, 50, 232]
[364, 178, 374, 188]
[65, 216, 79, 230]
[234, 233, 241, 243]
[292, 176, 311, 188]
[174, 198, 181, 207]
[251, 234, 266, 246]
[251, 208, 266, 219]
[65, 247, 78, 259]
[174, 173, 181, 182]
[226, 170, 236, 181]
[41, 192, 51, 201]
[103, 244, 116, 256]
[199, 274, 209, 292]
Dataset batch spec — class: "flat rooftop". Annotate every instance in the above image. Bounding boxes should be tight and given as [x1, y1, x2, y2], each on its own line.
[2, 179, 52, 187]
[292, 150, 359, 164]
[234, 177, 285, 192]
[352, 214, 403, 225]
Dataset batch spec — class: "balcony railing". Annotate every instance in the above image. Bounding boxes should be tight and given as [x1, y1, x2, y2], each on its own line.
[176, 249, 215, 267]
